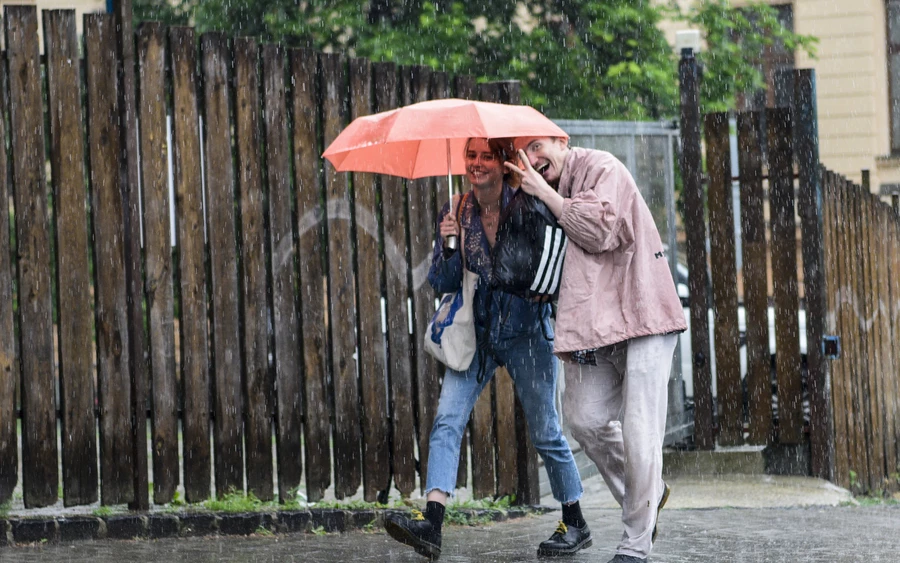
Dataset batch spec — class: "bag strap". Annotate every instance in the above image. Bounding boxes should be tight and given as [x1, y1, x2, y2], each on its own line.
[456, 191, 471, 270]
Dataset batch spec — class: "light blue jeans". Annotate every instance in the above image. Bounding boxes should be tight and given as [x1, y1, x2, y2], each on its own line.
[424, 330, 583, 504]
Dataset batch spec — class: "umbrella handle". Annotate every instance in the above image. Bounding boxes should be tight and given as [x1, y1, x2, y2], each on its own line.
[445, 139, 458, 250]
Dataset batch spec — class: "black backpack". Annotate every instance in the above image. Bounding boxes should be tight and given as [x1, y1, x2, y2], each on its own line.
[490, 190, 568, 299]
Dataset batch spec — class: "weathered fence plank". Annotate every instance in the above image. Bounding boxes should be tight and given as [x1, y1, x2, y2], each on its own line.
[7, 4, 58, 509]
[403, 65, 441, 492]
[137, 21, 178, 504]
[860, 191, 885, 490]
[679, 51, 714, 450]
[45, 9, 98, 507]
[737, 111, 772, 445]
[201, 32, 245, 496]
[822, 171, 849, 487]
[766, 107, 803, 444]
[794, 69, 833, 479]
[291, 48, 331, 501]
[375, 61, 417, 496]
[875, 202, 896, 478]
[0, 17, 17, 506]
[114, 0, 150, 512]
[888, 204, 900, 482]
[170, 26, 211, 502]
[350, 57, 391, 502]
[263, 44, 304, 503]
[233, 36, 274, 502]
[846, 180, 871, 489]
[85, 13, 134, 505]
[706, 112, 742, 446]
[321, 52, 363, 499]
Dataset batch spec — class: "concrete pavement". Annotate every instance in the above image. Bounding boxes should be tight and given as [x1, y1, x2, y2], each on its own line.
[3, 471, 899, 562]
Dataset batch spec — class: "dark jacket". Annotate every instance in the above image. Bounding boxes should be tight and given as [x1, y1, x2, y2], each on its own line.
[428, 183, 553, 348]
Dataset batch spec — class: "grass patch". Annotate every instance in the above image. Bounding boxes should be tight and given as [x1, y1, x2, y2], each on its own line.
[448, 495, 514, 511]
[203, 491, 273, 513]
[443, 508, 493, 526]
[310, 525, 327, 536]
[313, 499, 390, 511]
[92, 505, 115, 518]
[441, 495, 515, 527]
[254, 526, 275, 537]
[852, 494, 900, 506]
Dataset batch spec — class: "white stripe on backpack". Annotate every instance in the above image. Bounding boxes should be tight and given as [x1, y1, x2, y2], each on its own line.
[530, 226, 566, 294]
[546, 235, 568, 294]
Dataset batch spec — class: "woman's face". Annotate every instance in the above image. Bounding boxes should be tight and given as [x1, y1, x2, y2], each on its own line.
[465, 138, 503, 190]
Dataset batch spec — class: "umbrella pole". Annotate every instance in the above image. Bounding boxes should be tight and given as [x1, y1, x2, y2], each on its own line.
[445, 139, 458, 250]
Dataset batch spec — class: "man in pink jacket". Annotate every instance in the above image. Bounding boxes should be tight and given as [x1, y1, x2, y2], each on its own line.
[506, 136, 687, 563]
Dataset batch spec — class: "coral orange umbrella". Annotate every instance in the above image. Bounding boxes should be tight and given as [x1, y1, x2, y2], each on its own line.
[322, 98, 567, 248]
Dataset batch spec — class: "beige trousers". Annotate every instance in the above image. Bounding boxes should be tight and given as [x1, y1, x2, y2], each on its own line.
[563, 333, 677, 559]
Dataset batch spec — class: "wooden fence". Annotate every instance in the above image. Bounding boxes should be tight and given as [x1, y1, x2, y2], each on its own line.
[693, 105, 815, 451]
[0, 6, 538, 510]
[683, 65, 900, 492]
[681, 67, 833, 473]
[823, 170, 900, 493]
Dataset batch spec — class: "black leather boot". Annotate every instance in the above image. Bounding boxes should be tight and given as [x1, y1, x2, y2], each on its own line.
[537, 520, 593, 556]
[384, 509, 442, 560]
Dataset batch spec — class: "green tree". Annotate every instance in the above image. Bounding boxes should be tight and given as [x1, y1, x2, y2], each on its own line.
[673, 0, 818, 113]
[132, 0, 816, 120]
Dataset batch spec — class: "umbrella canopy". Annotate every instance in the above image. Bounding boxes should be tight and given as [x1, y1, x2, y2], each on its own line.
[322, 98, 568, 179]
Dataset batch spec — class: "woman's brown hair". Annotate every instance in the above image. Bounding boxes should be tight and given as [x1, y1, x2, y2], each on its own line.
[463, 137, 520, 188]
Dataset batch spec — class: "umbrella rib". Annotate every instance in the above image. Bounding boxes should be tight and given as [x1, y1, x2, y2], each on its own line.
[410, 137, 424, 179]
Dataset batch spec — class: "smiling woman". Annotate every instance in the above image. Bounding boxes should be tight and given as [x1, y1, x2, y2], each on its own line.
[384, 135, 589, 558]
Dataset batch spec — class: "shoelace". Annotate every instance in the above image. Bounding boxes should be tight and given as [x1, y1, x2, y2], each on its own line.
[554, 521, 568, 536]
[411, 508, 426, 522]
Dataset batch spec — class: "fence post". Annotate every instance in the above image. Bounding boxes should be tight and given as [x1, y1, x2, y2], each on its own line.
[706, 112, 742, 446]
[679, 47, 714, 449]
[112, 0, 149, 510]
[793, 69, 834, 480]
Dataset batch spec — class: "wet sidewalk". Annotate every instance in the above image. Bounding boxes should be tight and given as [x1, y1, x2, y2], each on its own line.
[2, 473, 899, 562]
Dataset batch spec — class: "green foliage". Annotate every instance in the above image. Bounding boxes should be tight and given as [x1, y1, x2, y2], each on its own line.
[134, 0, 198, 27]
[313, 499, 390, 510]
[448, 495, 514, 511]
[203, 490, 270, 513]
[133, 0, 816, 118]
[92, 505, 115, 517]
[310, 525, 328, 535]
[671, 0, 818, 112]
[254, 526, 276, 536]
[0, 498, 10, 518]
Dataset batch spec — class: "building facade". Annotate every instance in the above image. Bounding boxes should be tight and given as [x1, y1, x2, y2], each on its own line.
[0, 0, 108, 52]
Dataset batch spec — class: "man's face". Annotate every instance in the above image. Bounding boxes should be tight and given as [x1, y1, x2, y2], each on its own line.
[513, 137, 569, 186]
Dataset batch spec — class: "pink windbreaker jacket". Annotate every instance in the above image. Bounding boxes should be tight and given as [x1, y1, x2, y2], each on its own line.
[554, 147, 687, 357]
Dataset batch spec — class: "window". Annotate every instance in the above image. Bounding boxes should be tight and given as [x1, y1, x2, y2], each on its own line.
[888, 1, 900, 153]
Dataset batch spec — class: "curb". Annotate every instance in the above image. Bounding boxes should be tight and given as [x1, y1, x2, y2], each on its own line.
[0, 505, 551, 547]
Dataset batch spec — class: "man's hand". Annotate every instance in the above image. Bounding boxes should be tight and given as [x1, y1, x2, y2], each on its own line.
[504, 149, 565, 219]
[504, 149, 550, 198]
